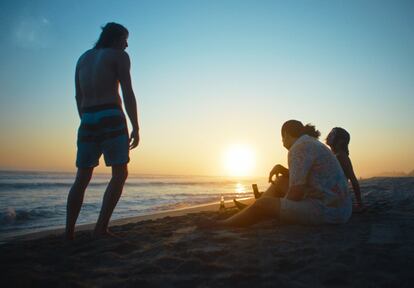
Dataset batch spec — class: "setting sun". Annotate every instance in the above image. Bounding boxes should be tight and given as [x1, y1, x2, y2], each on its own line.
[223, 145, 256, 177]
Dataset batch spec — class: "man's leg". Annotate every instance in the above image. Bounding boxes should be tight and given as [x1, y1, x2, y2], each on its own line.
[262, 176, 289, 198]
[233, 176, 289, 211]
[220, 196, 281, 227]
[94, 164, 128, 236]
[66, 168, 94, 240]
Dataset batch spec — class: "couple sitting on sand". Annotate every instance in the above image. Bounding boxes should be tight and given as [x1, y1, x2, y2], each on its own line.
[208, 120, 363, 228]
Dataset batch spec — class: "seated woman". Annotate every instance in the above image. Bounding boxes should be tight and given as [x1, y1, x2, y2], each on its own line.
[326, 127, 363, 211]
[217, 120, 352, 227]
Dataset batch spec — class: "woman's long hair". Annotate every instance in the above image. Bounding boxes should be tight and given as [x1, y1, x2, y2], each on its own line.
[94, 22, 128, 49]
[328, 127, 350, 155]
[281, 120, 320, 139]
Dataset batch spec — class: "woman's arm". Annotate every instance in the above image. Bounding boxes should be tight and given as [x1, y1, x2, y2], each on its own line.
[338, 153, 362, 206]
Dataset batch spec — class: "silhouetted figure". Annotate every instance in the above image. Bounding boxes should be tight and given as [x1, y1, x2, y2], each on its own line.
[66, 23, 139, 240]
[214, 120, 351, 228]
[235, 127, 364, 214]
[326, 127, 363, 212]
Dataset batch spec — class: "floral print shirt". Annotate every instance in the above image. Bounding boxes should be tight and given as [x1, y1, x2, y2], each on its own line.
[288, 135, 350, 208]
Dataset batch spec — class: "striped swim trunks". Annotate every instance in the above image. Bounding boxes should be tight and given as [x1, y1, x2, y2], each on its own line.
[76, 103, 129, 168]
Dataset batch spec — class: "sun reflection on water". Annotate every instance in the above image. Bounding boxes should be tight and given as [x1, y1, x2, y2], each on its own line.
[235, 182, 246, 194]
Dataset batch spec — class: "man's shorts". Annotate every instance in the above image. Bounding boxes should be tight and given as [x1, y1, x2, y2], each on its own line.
[76, 104, 129, 168]
[280, 198, 325, 225]
[279, 196, 352, 225]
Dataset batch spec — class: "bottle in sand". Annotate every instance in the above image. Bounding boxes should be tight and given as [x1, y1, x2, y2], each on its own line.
[252, 184, 261, 199]
[219, 194, 225, 211]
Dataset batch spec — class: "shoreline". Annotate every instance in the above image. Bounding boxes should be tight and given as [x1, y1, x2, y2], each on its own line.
[6, 197, 254, 243]
[0, 169, 265, 180]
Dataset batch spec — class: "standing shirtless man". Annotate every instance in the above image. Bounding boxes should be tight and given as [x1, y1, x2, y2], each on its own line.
[66, 23, 139, 240]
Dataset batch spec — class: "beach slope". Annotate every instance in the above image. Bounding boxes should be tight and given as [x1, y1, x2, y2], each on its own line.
[1, 177, 414, 287]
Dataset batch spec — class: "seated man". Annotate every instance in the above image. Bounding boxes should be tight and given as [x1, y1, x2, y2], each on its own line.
[216, 120, 352, 227]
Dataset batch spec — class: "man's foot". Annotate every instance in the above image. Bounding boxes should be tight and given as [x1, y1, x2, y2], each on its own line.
[65, 233, 75, 241]
[233, 199, 248, 210]
[65, 229, 75, 241]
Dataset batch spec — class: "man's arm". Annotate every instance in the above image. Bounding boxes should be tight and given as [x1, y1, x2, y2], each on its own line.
[75, 63, 82, 118]
[268, 164, 289, 183]
[117, 51, 139, 149]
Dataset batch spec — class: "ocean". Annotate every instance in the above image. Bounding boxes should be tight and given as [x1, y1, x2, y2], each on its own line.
[1, 171, 414, 243]
[0, 170, 268, 241]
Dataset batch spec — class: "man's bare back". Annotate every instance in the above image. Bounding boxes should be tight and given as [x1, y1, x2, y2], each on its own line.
[76, 48, 128, 108]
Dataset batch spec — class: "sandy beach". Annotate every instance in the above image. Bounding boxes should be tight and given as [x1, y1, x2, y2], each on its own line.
[1, 0, 413, 286]
[1, 177, 414, 287]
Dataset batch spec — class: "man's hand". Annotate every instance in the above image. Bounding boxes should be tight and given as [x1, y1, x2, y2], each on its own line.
[129, 129, 140, 149]
[268, 164, 288, 183]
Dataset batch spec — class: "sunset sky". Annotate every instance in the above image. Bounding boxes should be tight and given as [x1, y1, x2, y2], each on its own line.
[0, 0, 413, 178]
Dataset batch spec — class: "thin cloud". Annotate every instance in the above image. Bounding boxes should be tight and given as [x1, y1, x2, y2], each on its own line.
[13, 16, 51, 49]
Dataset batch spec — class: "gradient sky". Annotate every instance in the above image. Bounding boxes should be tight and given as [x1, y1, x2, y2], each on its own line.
[0, 0, 413, 177]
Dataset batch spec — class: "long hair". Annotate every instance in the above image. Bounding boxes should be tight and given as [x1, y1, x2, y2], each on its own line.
[328, 127, 350, 155]
[281, 120, 320, 139]
[94, 22, 128, 49]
